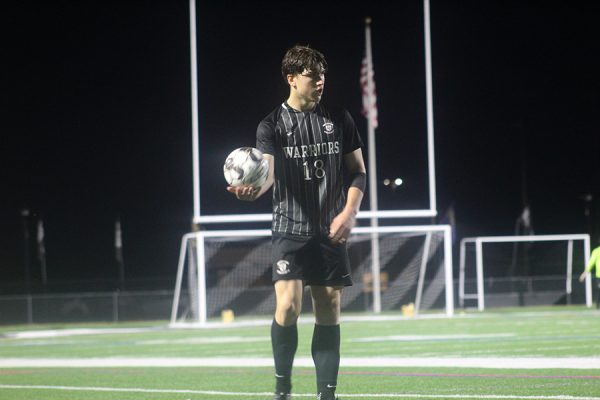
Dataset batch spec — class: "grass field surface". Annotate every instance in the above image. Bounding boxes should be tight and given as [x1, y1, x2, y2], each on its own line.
[1, 306, 600, 399]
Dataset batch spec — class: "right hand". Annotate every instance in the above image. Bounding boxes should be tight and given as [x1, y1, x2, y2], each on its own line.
[226, 185, 260, 201]
[579, 271, 588, 283]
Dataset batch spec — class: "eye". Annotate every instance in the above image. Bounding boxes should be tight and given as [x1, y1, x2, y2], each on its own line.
[301, 72, 324, 81]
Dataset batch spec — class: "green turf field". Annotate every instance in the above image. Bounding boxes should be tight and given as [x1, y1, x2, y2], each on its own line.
[1, 306, 600, 399]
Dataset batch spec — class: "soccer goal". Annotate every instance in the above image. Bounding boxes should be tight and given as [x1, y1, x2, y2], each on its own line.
[459, 234, 592, 311]
[170, 225, 453, 326]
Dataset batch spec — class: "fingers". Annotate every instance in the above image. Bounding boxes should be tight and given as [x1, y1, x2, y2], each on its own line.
[328, 225, 349, 244]
[226, 186, 259, 201]
[331, 234, 348, 245]
[329, 230, 345, 243]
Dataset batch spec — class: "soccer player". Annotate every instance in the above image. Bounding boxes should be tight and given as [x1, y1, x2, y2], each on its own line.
[579, 244, 600, 308]
[227, 45, 366, 400]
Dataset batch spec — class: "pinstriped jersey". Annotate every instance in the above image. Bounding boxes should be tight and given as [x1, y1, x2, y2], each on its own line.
[256, 102, 363, 236]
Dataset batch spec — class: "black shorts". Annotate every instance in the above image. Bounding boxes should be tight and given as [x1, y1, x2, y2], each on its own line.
[271, 232, 353, 287]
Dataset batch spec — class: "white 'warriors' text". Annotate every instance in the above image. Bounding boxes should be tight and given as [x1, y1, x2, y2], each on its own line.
[282, 141, 340, 159]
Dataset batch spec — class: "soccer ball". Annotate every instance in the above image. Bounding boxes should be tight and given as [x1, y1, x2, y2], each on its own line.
[223, 147, 269, 187]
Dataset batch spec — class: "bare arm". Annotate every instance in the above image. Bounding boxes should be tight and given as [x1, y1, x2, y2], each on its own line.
[226, 154, 274, 201]
[328, 149, 366, 244]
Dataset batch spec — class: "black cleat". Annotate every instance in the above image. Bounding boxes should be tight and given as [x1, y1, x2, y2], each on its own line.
[273, 393, 292, 400]
[317, 391, 338, 400]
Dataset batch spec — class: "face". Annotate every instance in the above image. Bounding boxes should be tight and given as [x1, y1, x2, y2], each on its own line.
[289, 68, 325, 104]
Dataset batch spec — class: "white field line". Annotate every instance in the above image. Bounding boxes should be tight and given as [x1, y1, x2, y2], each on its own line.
[2, 327, 162, 339]
[4, 310, 600, 338]
[2, 315, 448, 339]
[349, 333, 516, 342]
[4, 333, 516, 346]
[1, 384, 600, 399]
[0, 357, 599, 369]
[139, 336, 270, 345]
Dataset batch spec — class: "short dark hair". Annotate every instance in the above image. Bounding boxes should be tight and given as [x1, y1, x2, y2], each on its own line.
[281, 45, 328, 80]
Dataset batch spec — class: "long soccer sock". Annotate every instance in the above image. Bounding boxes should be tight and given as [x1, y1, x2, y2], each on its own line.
[271, 320, 298, 394]
[311, 324, 340, 395]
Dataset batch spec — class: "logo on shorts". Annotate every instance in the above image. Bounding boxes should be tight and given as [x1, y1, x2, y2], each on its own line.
[276, 260, 290, 275]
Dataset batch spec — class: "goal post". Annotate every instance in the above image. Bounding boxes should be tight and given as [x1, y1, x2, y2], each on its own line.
[170, 225, 453, 326]
[170, 229, 271, 325]
[459, 234, 592, 311]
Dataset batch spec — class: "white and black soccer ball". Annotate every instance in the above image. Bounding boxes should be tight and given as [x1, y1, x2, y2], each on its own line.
[223, 147, 269, 187]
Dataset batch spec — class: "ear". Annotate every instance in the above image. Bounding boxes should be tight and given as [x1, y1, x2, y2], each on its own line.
[286, 74, 297, 89]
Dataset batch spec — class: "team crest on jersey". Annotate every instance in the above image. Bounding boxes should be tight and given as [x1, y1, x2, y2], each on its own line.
[323, 121, 334, 134]
[276, 260, 290, 275]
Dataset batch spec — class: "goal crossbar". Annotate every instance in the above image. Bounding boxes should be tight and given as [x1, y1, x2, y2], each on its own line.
[459, 234, 592, 310]
[171, 225, 454, 325]
[192, 210, 437, 224]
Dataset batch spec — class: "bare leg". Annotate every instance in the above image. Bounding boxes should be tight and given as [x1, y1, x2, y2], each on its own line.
[274, 280, 304, 326]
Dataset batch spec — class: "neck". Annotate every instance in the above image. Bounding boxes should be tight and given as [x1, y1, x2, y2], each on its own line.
[286, 94, 316, 112]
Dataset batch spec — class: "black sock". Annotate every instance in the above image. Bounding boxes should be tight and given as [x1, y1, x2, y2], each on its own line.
[271, 320, 298, 394]
[311, 324, 340, 394]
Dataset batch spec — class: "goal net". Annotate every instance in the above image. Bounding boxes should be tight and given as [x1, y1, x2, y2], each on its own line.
[170, 225, 453, 325]
[459, 234, 592, 310]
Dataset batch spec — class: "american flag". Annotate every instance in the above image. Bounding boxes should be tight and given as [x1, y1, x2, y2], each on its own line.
[37, 218, 47, 284]
[115, 218, 125, 287]
[360, 50, 378, 128]
[115, 218, 124, 266]
[37, 219, 46, 262]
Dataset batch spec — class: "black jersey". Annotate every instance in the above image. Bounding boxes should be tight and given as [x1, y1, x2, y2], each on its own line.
[256, 102, 364, 236]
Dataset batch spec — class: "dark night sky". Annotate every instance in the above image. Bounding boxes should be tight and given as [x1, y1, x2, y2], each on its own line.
[3, 1, 599, 291]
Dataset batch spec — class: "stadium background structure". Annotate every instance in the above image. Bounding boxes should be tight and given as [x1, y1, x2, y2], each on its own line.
[3, 0, 599, 309]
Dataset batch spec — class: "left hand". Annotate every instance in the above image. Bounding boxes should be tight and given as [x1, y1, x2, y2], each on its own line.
[328, 209, 356, 245]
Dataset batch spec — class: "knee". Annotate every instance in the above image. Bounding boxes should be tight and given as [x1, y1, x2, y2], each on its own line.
[314, 295, 340, 325]
[276, 300, 301, 326]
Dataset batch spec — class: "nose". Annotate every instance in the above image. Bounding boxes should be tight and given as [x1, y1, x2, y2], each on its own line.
[315, 75, 325, 87]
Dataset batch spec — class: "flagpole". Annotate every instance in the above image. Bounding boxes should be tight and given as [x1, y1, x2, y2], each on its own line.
[364, 17, 382, 313]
